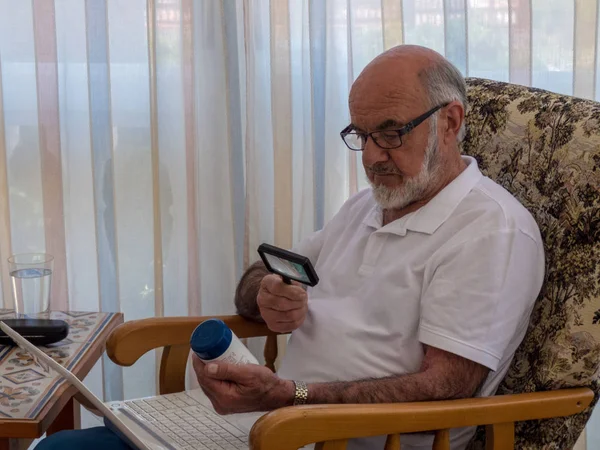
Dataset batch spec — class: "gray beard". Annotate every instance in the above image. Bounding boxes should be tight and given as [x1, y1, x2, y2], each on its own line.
[369, 135, 442, 211]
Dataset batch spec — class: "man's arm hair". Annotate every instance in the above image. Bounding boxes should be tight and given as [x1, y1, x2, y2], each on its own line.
[305, 346, 490, 404]
[234, 261, 269, 322]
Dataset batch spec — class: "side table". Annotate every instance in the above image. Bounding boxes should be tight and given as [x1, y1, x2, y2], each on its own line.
[0, 310, 124, 449]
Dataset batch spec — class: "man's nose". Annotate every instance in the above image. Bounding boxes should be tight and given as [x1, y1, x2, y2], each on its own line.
[362, 137, 390, 166]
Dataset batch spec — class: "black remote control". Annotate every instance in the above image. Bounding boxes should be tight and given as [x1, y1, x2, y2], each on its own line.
[0, 319, 69, 346]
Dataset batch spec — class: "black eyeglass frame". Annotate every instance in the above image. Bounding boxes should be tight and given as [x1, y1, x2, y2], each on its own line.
[340, 102, 450, 151]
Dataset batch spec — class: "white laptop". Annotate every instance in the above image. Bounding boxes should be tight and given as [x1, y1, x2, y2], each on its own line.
[105, 389, 260, 450]
[0, 321, 262, 450]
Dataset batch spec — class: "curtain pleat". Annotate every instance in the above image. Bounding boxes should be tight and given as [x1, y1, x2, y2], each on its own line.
[270, 0, 293, 251]
[308, 0, 326, 230]
[382, 0, 404, 49]
[290, 0, 315, 244]
[468, 0, 509, 80]
[532, 0, 574, 95]
[574, 0, 598, 99]
[222, 0, 246, 281]
[0, 58, 12, 308]
[1, 0, 47, 278]
[145, 0, 164, 323]
[193, 0, 237, 318]
[33, 0, 69, 312]
[323, 0, 350, 223]
[181, 0, 200, 318]
[444, 0, 468, 75]
[509, 0, 532, 86]
[347, 0, 358, 198]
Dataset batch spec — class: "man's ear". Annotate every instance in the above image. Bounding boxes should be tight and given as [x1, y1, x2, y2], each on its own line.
[442, 101, 464, 145]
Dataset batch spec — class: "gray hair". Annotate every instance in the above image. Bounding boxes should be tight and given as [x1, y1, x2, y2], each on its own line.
[419, 60, 467, 142]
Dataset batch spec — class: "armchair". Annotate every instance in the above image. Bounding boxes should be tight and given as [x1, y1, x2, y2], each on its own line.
[107, 78, 600, 449]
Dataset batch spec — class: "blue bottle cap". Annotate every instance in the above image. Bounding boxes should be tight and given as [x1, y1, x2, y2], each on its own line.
[190, 319, 233, 361]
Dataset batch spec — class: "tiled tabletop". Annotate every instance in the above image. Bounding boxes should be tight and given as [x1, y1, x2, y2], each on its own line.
[0, 310, 119, 420]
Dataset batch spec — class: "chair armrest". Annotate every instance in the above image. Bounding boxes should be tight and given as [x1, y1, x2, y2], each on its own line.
[250, 388, 594, 450]
[107, 315, 275, 367]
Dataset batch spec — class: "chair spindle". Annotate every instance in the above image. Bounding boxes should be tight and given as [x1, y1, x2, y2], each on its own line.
[384, 433, 401, 450]
[433, 429, 450, 450]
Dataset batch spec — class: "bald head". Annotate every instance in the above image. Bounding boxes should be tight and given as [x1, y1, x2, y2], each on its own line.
[351, 45, 447, 107]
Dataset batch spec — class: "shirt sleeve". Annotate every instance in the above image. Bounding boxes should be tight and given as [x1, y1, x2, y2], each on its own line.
[418, 229, 544, 371]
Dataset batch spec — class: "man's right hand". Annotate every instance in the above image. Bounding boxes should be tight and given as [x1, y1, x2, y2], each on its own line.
[257, 274, 308, 333]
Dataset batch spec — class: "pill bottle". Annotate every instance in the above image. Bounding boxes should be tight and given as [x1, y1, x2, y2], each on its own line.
[190, 318, 259, 365]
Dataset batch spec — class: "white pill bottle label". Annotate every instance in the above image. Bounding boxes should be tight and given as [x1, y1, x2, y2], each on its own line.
[207, 333, 259, 365]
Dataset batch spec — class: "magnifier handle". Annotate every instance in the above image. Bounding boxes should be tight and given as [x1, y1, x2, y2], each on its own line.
[281, 275, 292, 285]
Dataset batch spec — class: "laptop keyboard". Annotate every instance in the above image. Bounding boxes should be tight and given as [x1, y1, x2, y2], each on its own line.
[123, 392, 247, 450]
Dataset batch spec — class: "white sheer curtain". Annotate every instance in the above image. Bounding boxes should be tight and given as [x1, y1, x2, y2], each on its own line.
[0, 0, 599, 443]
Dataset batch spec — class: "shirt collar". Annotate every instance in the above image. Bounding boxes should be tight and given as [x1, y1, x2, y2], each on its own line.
[363, 156, 483, 236]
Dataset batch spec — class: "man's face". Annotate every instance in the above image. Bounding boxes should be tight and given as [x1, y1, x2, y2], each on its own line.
[348, 65, 443, 210]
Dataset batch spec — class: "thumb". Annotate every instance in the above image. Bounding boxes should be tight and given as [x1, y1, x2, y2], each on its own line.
[205, 362, 240, 381]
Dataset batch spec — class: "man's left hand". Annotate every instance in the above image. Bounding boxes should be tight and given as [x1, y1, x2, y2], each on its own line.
[192, 355, 295, 414]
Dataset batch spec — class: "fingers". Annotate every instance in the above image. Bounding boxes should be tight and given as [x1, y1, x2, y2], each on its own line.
[258, 276, 306, 313]
[260, 304, 306, 322]
[258, 291, 307, 332]
[194, 359, 285, 414]
[204, 361, 267, 382]
[192, 354, 206, 381]
[258, 291, 305, 313]
[264, 318, 306, 334]
[261, 275, 306, 301]
[258, 275, 308, 333]
[259, 303, 304, 323]
[193, 355, 224, 401]
[194, 356, 241, 386]
[193, 357, 234, 411]
[199, 378, 231, 415]
[204, 362, 239, 381]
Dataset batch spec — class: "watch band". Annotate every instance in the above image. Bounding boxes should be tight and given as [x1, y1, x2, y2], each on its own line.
[293, 380, 308, 406]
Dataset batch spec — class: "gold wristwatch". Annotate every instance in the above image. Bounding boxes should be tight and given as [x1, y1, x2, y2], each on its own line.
[293, 380, 308, 405]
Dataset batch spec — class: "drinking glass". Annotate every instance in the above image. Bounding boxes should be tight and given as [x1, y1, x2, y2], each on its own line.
[8, 253, 53, 317]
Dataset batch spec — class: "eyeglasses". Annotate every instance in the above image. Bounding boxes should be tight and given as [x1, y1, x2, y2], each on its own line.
[340, 103, 449, 151]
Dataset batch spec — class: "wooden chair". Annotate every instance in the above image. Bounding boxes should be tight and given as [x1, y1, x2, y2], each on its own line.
[106, 315, 592, 450]
[107, 78, 600, 449]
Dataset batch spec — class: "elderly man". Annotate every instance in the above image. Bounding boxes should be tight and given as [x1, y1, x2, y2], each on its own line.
[37, 45, 544, 450]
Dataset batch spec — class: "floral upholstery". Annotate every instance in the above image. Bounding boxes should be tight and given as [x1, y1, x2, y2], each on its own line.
[463, 78, 600, 450]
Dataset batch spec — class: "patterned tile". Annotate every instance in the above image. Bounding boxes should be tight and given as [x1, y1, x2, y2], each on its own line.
[62, 311, 96, 318]
[44, 348, 69, 366]
[66, 318, 96, 334]
[0, 385, 40, 408]
[3, 369, 47, 385]
[7, 351, 35, 368]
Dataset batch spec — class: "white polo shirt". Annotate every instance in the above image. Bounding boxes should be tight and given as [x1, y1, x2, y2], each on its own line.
[277, 156, 545, 450]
